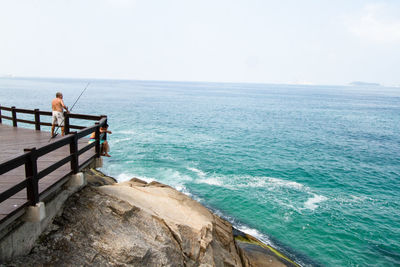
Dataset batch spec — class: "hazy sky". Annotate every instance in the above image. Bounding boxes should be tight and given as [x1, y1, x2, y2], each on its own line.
[1, 0, 400, 85]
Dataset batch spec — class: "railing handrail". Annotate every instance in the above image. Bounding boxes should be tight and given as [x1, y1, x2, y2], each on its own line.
[0, 105, 107, 210]
[0, 105, 103, 130]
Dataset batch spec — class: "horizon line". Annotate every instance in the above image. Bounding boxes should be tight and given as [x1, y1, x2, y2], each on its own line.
[0, 74, 396, 88]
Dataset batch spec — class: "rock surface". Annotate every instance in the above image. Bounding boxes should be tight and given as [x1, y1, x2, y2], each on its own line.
[85, 168, 117, 186]
[7, 170, 298, 266]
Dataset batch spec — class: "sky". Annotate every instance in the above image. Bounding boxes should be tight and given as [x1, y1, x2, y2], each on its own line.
[0, 0, 400, 86]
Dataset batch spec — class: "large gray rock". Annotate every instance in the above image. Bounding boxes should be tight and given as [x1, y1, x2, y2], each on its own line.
[97, 179, 243, 266]
[6, 174, 298, 266]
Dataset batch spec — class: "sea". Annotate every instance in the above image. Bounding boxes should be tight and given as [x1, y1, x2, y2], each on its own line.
[1, 77, 399, 266]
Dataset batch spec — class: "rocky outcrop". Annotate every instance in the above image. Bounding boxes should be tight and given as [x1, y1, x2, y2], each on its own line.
[97, 179, 243, 266]
[84, 168, 117, 186]
[7, 171, 298, 266]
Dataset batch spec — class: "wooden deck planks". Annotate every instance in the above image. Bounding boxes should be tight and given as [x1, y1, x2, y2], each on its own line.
[0, 124, 96, 221]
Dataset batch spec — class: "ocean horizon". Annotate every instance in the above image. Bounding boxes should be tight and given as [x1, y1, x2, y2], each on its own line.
[1, 77, 399, 266]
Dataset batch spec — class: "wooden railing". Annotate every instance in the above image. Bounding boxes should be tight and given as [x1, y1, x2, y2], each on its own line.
[0, 105, 107, 207]
[0, 105, 102, 133]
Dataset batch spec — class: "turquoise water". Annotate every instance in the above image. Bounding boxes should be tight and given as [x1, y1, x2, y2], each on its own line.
[1, 77, 400, 266]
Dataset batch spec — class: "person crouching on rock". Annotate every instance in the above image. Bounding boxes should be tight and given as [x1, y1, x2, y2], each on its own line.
[89, 123, 112, 157]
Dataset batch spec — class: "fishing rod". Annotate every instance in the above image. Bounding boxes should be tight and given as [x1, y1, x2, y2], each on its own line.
[69, 82, 90, 112]
[49, 82, 90, 141]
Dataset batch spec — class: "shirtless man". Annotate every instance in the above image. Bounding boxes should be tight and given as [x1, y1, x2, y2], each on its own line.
[51, 92, 69, 137]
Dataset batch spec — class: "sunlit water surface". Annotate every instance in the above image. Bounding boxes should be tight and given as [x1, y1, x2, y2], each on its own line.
[1, 77, 399, 266]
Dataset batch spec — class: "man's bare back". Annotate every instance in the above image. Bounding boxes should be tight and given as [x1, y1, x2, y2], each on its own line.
[52, 97, 65, 112]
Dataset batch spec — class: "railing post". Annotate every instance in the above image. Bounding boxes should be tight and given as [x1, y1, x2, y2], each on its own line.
[0, 105, 2, 124]
[95, 122, 101, 157]
[34, 109, 40, 131]
[24, 148, 39, 205]
[64, 112, 70, 135]
[70, 131, 79, 173]
[11, 106, 17, 127]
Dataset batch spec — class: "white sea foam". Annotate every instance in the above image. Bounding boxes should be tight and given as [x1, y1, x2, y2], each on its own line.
[234, 176, 329, 212]
[206, 208, 273, 246]
[242, 177, 268, 188]
[164, 170, 193, 182]
[116, 172, 155, 183]
[332, 194, 373, 206]
[195, 175, 310, 194]
[187, 167, 206, 178]
[236, 225, 272, 245]
[175, 184, 193, 197]
[234, 176, 307, 191]
[267, 177, 305, 191]
[197, 177, 224, 186]
[304, 194, 328, 210]
[189, 194, 205, 203]
[116, 173, 133, 182]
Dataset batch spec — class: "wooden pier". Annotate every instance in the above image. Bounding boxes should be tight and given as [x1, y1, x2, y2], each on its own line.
[0, 105, 107, 225]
